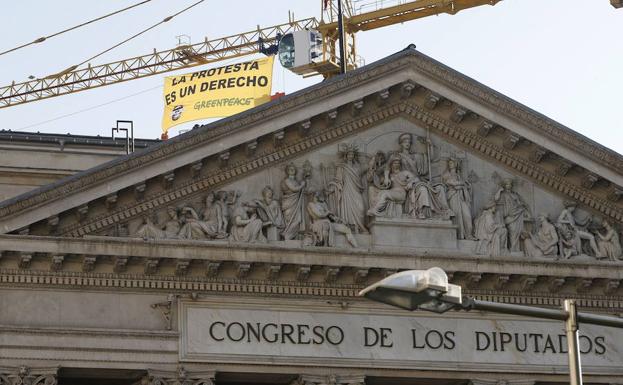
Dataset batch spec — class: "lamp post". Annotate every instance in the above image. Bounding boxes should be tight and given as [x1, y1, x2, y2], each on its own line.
[359, 267, 623, 385]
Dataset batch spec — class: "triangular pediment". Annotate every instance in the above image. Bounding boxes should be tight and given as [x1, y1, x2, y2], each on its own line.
[1, 46, 622, 263]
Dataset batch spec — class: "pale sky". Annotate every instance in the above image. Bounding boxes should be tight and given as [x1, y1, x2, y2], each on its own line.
[1, 0, 621, 154]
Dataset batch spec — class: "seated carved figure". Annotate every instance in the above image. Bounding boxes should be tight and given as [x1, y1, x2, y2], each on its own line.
[558, 225, 580, 259]
[253, 186, 284, 241]
[523, 213, 558, 258]
[179, 204, 227, 240]
[135, 215, 166, 239]
[307, 192, 357, 248]
[475, 201, 508, 256]
[367, 154, 448, 219]
[367, 156, 411, 218]
[229, 202, 268, 243]
[556, 201, 601, 258]
[596, 221, 622, 261]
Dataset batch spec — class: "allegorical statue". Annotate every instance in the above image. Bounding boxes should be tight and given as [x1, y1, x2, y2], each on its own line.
[366, 151, 386, 188]
[442, 158, 474, 239]
[178, 206, 208, 239]
[329, 143, 366, 233]
[367, 155, 414, 217]
[135, 215, 165, 239]
[307, 191, 358, 247]
[253, 186, 284, 241]
[556, 201, 601, 258]
[596, 220, 622, 261]
[493, 178, 530, 252]
[394, 133, 449, 219]
[281, 163, 309, 240]
[474, 201, 508, 256]
[215, 190, 239, 233]
[229, 202, 267, 243]
[523, 213, 559, 258]
[162, 206, 181, 237]
[178, 195, 229, 240]
[200, 192, 227, 237]
[396, 132, 429, 177]
[559, 224, 581, 259]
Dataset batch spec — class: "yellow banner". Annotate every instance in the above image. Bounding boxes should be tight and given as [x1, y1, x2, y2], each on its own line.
[161, 56, 274, 132]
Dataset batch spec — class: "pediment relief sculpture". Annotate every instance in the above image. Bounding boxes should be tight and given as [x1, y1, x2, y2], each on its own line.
[475, 201, 508, 257]
[493, 178, 530, 252]
[122, 127, 622, 263]
[367, 133, 451, 220]
[3, 48, 623, 270]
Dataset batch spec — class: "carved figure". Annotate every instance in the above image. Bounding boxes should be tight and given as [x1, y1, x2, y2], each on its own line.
[559, 224, 581, 259]
[281, 163, 308, 240]
[216, 190, 240, 232]
[329, 143, 366, 233]
[135, 207, 181, 239]
[253, 186, 285, 241]
[367, 155, 413, 217]
[201, 192, 227, 236]
[494, 178, 530, 252]
[475, 201, 508, 256]
[556, 201, 601, 258]
[178, 205, 227, 240]
[396, 132, 429, 177]
[135, 215, 166, 239]
[229, 202, 267, 243]
[596, 221, 622, 261]
[368, 152, 449, 220]
[523, 213, 559, 258]
[307, 191, 357, 247]
[442, 158, 474, 239]
[163, 206, 181, 237]
[394, 133, 449, 219]
[366, 150, 387, 189]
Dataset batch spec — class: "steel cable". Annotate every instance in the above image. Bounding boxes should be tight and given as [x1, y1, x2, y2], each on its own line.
[47, 0, 206, 78]
[0, 0, 153, 57]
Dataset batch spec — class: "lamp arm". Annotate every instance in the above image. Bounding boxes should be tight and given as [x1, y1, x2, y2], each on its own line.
[460, 296, 623, 329]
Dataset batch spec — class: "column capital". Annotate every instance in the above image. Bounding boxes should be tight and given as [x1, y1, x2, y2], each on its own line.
[0, 366, 58, 385]
[470, 380, 535, 385]
[296, 374, 365, 385]
[143, 367, 215, 385]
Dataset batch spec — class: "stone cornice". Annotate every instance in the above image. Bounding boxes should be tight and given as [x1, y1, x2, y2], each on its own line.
[1, 234, 622, 286]
[0, 268, 621, 312]
[407, 51, 623, 175]
[1, 47, 621, 231]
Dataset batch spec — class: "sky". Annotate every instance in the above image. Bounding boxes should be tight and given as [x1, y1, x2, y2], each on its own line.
[1, 0, 622, 154]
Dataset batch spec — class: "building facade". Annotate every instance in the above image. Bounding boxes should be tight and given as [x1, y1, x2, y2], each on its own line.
[0, 46, 622, 385]
[0, 130, 159, 201]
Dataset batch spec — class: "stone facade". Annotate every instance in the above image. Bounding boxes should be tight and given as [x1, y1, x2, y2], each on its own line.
[0, 130, 159, 201]
[0, 47, 622, 385]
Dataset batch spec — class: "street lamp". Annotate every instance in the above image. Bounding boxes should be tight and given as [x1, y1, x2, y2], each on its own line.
[359, 267, 623, 385]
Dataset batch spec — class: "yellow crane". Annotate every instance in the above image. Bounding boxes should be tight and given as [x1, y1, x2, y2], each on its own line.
[0, 0, 618, 109]
[0, 0, 504, 108]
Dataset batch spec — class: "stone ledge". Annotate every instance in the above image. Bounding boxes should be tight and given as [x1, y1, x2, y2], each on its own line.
[0, 235, 622, 283]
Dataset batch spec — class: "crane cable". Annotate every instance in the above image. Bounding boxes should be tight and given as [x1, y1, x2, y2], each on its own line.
[0, 0, 154, 57]
[46, 0, 206, 78]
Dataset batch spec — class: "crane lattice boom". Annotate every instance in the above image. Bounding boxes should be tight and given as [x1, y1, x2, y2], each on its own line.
[3, 0, 616, 109]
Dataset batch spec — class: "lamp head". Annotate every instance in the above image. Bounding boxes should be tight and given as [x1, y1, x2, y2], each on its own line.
[358, 268, 462, 313]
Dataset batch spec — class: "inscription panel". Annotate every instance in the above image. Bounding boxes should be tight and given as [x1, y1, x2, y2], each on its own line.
[180, 301, 623, 374]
